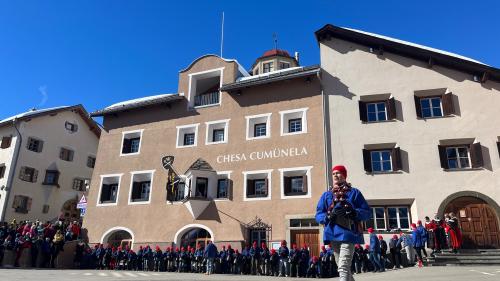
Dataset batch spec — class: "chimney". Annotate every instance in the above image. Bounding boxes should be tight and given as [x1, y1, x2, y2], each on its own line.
[294, 51, 300, 65]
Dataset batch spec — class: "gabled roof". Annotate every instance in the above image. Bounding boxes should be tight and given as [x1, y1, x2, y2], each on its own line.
[90, 94, 183, 117]
[185, 158, 215, 173]
[0, 105, 101, 137]
[315, 24, 500, 82]
[179, 54, 250, 77]
[221, 65, 320, 92]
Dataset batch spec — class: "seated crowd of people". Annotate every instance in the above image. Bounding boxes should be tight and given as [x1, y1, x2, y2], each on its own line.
[0, 219, 81, 267]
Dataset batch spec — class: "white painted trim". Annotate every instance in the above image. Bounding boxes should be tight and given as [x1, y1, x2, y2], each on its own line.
[245, 113, 272, 140]
[173, 223, 215, 245]
[187, 67, 225, 78]
[96, 173, 123, 207]
[100, 226, 135, 247]
[127, 170, 156, 205]
[205, 119, 230, 145]
[279, 166, 313, 199]
[243, 169, 273, 201]
[176, 123, 200, 148]
[119, 129, 144, 157]
[188, 67, 225, 107]
[279, 108, 308, 136]
[216, 170, 233, 178]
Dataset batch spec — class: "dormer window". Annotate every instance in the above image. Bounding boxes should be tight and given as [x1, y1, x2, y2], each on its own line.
[263, 62, 274, 73]
[189, 68, 223, 108]
[279, 61, 290, 70]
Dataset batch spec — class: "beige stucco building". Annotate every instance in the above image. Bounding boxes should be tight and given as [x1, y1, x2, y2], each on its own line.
[0, 105, 100, 222]
[317, 25, 500, 248]
[85, 52, 328, 255]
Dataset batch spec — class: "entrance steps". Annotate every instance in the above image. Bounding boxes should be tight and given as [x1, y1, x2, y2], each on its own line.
[429, 249, 500, 266]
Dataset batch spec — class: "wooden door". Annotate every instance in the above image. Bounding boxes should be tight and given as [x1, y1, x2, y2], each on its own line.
[446, 197, 500, 249]
[291, 229, 320, 257]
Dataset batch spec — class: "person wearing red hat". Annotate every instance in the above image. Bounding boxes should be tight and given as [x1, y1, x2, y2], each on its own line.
[378, 235, 388, 271]
[416, 220, 429, 258]
[399, 231, 414, 266]
[389, 234, 402, 269]
[260, 242, 270, 276]
[368, 228, 384, 272]
[316, 165, 370, 280]
[297, 243, 310, 277]
[249, 241, 261, 275]
[203, 240, 218, 275]
[412, 222, 427, 267]
[153, 245, 163, 271]
[269, 248, 280, 276]
[278, 240, 289, 277]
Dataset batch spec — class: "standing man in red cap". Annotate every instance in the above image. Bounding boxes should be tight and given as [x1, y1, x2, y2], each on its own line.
[316, 165, 370, 281]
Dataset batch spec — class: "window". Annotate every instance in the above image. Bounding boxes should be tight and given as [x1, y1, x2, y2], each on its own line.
[205, 119, 229, 145]
[87, 156, 96, 168]
[249, 229, 267, 246]
[359, 97, 395, 122]
[98, 175, 121, 205]
[60, 148, 74, 162]
[263, 62, 274, 73]
[130, 171, 154, 203]
[27, 137, 43, 153]
[19, 166, 38, 183]
[194, 177, 208, 198]
[254, 68, 259, 75]
[279, 61, 290, 70]
[280, 166, 312, 198]
[280, 108, 308, 135]
[365, 206, 410, 231]
[244, 170, 272, 200]
[363, 146, 402, 173]
[438, 142, 483, 170]
[42, 204, 50, 214]
[72, 178, 86, 191]
[184, 133, 195, 146]
[1, 136, 12, 149]
[415, 92, 454, 118]
[217, 179, 228, 199]
[246, 113, 271, 140]
[254, 123, 267, 137]
[12, 195, 31, 213]
[65, 121, 78, 133]
[176, 124, 199, 148]
[289, 219, 319, 228]
[371, 150, 392, 172]
[288, 119, 302, 133]
[121, 130, 143, 155]
[388, 207, 410, 230]
[0, 164, 5, 179]
[43, 170, 59, 186]
[189, 68, 222, 108]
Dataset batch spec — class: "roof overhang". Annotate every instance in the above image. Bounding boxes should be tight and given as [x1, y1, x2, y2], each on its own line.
[91, 95, 184, 117]
[315, 24, 500, 82]
[221, 66, 320, 92]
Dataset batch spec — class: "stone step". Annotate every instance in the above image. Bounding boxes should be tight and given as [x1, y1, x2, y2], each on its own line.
[431, 260, 500, 266]
[435, 255, 500, 260]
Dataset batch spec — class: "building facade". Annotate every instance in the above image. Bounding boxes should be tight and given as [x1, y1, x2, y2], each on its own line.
[317, 25, 500, 248]
[84, 53, 328, 255]
[0, 105, 100, 222]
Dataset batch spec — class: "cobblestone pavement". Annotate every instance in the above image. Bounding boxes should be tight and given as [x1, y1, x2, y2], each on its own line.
[1, 266, 500, 281]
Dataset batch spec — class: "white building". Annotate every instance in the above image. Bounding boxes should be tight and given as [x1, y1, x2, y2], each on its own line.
[317, 24, 500, 248]
[0, 105, 100, 222]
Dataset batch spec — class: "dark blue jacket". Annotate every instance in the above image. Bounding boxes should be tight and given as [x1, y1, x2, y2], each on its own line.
[369, 233, 380, 253]
[204, 243, 218, 258]
[315, 187, 370, 244]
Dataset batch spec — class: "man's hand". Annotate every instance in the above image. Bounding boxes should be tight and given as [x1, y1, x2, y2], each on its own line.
[327, 210, 336, 222]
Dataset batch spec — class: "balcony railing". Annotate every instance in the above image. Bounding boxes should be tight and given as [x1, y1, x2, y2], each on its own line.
[194, 91, 220, 107]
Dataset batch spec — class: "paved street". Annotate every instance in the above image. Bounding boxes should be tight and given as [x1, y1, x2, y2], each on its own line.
[1, 266, 500, 281]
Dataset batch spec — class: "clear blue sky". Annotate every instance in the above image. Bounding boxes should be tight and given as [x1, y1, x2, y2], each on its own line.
[1, 0, 499, 120]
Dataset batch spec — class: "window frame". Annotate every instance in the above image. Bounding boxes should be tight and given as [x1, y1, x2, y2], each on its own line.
[128, 170, 155, 205]
[42, 170, 60, 186]
[370, 150, 393, 173]
[183, 133, 195, 146]
[262, 61, 274, 73]
[65, 121, 78, 133]
[188, 67, 224, 109]
[245, 113, 272, 140]
[87, 156, 96, 168]
[27, 137, 43, 153]
[243, 169, 272, 201]
[365, 206, 411, 231]
[279, 108, 308, 136]
[0, 164, 5, 179]
[59, 147, 75, 162]
[366, 102, 388, 122]
[279, 61, 291, 70]
[214, 171, 232, 201]
[420, 96, 443, 118]
[97, 174, 123, 207]
[1, 136, 12, 149]
[279, 166, 312, 199]
[205, 119, 230, 145]
[120, 129, 144, 156]
[254, 123, 267, 138]
[176, 124, 199, 148]
[445, 146, 471, 170]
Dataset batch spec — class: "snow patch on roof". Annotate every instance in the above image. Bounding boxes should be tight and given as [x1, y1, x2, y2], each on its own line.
[0, 106, 71, 124]
[105, 93, 177, 109]
[343, 27, 487, 66]
[237, 67, 302, 82]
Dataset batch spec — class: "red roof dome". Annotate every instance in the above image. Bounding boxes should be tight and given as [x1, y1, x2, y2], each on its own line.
[261, 49, 292, 58]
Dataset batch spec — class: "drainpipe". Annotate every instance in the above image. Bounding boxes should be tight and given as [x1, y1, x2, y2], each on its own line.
[317, 70, 332, 191]
[1, 118, 23, 221]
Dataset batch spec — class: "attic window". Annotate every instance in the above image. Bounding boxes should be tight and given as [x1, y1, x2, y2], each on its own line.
[189, 68, 222, 108]
[65, 121, 78, 133]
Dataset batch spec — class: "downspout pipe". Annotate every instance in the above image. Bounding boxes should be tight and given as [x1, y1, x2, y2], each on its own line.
[317, 70, 332, 191]
[1, 118, 23, 221]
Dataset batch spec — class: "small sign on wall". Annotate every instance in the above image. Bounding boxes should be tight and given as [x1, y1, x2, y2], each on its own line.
[459, 209, 466, 218]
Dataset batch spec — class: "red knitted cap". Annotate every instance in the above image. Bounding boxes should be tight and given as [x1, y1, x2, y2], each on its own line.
[332, 165, 347, 178]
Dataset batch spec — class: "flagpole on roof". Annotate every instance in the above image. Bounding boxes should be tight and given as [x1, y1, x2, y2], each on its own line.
[220, 11, 225, 58]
